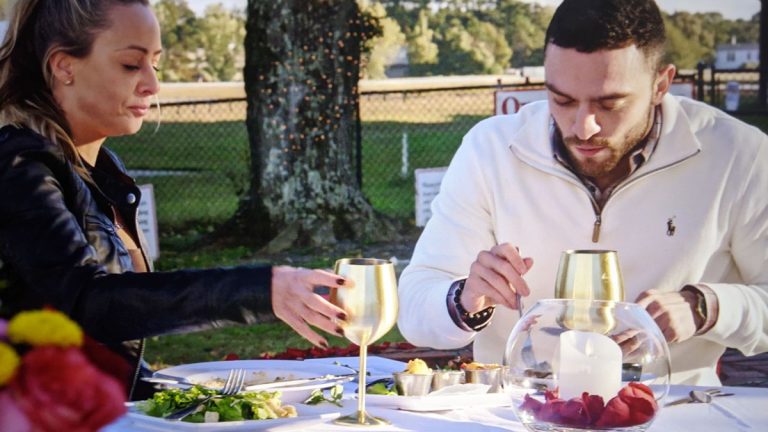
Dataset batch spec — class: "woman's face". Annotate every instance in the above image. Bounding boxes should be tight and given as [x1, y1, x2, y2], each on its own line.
[56, 3, 162, 144]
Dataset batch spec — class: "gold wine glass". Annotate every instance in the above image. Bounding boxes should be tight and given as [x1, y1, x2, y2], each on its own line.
[330, 258, 398, 426]
[554, 250, 625, 333]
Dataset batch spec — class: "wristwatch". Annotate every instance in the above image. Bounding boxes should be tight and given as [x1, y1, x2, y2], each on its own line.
[684, 286, 707, 330]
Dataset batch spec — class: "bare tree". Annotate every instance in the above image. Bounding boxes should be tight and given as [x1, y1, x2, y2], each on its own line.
[238, 0, 392, 251]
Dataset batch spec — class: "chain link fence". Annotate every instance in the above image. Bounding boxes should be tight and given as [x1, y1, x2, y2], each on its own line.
[108, 74, 743, 237]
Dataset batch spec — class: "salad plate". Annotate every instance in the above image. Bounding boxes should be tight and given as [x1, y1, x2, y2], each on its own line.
[153, 360, 355, 403]
[124, 402, 340, 431]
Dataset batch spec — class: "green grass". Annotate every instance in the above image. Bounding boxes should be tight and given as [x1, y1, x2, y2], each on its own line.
[107, 116, 482, 230]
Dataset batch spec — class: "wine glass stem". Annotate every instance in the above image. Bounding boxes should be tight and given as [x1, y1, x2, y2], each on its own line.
[357, 343, 368, 423]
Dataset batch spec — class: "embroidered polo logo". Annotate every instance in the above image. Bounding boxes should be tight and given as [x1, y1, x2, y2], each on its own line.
[667, 217, 676, 236]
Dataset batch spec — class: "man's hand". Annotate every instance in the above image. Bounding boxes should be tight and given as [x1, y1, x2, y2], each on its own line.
[462, 243, 534, 313]
[635, 289, 702, 343]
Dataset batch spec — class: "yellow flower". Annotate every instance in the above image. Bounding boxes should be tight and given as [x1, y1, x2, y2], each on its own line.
[0, 342, 20, 385]
[8, 310, 83, 347]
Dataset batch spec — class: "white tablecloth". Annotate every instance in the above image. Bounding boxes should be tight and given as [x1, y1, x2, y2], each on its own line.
[104, 356, 768, 431]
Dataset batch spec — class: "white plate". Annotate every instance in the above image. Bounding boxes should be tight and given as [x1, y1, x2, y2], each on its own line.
[125, 402, 340, 431]
[155, 360, 354, 403]
[366, 389, 514, 412]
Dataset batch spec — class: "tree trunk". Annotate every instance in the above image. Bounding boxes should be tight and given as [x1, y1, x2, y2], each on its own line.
[239, 0, 390, 251]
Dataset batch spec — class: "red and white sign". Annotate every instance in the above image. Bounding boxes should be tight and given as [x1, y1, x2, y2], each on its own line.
[494, 82, 696, 116]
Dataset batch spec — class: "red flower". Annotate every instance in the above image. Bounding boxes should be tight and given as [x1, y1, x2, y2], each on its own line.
[10, 346, 126, 432]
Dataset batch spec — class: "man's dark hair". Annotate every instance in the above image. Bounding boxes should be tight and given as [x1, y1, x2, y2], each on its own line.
[545, 0, 666, 67]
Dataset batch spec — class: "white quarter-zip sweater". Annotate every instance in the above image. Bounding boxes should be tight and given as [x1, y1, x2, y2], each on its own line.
[398, 94, 768, 385]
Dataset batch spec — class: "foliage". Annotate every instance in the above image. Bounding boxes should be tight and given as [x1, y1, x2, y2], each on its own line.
[0, 0, 7, 20]
[153, 0, 245, 81]
[144, 0, 761, 80]
[362, 1, 407, 79]
[154, 0, 202, 81]
[406, 9, 438, 67]
[196, 4, 246, 81]
[432, 14, 512, 75]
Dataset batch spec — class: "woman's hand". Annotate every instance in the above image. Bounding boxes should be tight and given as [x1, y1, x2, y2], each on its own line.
[271, 266, 353, 348]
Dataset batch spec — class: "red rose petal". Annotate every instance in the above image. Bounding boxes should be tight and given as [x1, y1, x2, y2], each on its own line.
[520, 394, 544, 416]
[596, 395, 631, 428]
[582, 392, 605, 425]
[538, 399, 566, 424]
[559, 397, 591, 427]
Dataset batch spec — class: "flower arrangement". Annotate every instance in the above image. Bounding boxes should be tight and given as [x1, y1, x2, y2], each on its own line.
[0, 309, 127, 432]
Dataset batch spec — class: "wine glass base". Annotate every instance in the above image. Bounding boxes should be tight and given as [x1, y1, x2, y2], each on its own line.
[333, 411, 390, 426]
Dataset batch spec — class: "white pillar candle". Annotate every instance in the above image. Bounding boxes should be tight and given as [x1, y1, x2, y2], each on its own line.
[558, 330, 622, 400]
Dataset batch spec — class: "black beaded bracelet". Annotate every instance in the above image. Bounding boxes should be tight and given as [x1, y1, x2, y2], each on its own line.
[453, 279, 495, 331]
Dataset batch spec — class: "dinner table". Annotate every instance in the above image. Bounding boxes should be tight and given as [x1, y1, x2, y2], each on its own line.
[104, 356, 768, 431]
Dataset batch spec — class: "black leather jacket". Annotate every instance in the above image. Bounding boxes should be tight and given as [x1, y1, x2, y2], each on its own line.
[0, 126, 274, 399]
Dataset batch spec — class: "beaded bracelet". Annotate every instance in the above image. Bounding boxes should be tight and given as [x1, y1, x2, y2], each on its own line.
[449, 279, 495, 331]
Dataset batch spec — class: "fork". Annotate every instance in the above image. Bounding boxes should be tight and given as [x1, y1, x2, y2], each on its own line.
[517, 294, 537, 367]
[664, 388, 732, 407]
[164, 368, 246, 421]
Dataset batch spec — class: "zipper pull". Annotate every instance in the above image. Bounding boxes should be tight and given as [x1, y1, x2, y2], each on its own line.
[592, 214, 602, 243]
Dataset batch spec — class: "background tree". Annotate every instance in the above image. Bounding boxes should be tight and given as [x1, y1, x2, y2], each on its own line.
[197, 4, 246, 81]
[0, 0, 7, 20]
[239, 0, 393, 250]
[154, 0, 202, 81]
[432, 14, 511, 75]
[361, 1, 406, 79]
[406, 8, 439, 75]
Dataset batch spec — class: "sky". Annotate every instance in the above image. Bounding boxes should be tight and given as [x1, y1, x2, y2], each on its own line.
[185, 1, 761, 21]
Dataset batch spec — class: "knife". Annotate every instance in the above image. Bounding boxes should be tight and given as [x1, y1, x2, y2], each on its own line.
[243, 373, 356, 391]
[142, 372, 356, 391]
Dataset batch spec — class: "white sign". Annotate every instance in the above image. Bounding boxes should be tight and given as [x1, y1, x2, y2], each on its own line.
[414, 167, 447, 227]
[724, 81, 740, 111]
[494, 89, 548, 115]
[138, 184, 159, 261]
[494, 81, 696, 115]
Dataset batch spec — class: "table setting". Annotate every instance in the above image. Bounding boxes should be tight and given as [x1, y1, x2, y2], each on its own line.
[103, 253, 768, 431]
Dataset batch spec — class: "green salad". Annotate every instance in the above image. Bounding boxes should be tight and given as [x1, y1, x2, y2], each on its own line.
[136, 386, 297, 423]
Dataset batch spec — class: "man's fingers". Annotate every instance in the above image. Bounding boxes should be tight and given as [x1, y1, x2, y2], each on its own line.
[491, 243, 529, 276]
[476, 251, 530, 297]
[469, 274, 515, 309]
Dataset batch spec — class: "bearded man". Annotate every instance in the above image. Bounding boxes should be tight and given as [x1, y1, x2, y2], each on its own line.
[398, 0, 768, 385]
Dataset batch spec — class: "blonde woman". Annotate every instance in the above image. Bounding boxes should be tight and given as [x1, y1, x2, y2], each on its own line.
[0, 0, 349, 400]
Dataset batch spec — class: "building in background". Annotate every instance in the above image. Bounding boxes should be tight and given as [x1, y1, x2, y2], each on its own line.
[715, 40, 759, 69]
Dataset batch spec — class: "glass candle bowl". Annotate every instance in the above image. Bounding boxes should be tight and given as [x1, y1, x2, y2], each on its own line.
[503, 299, 671, 432]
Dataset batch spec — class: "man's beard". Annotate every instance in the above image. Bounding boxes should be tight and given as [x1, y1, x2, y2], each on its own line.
[560, 109, 654, 180]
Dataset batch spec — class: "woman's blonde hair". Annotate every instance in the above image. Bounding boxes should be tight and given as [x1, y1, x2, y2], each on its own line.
[0, 0, 149, 169]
